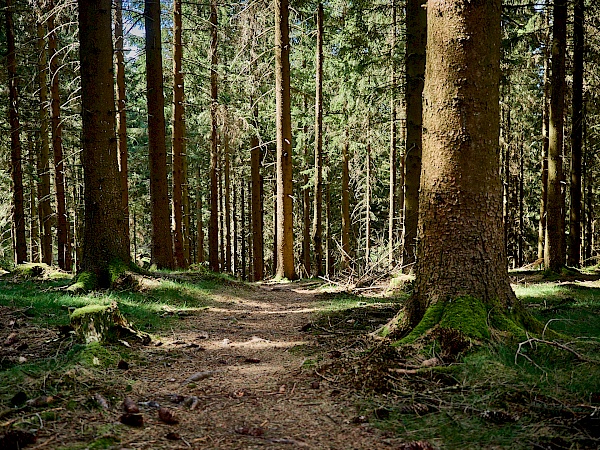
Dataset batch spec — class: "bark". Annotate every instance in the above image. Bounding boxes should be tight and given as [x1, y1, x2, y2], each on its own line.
[28, 138, 39, 263]
[224, 119, 232, 273]
[365, 138, 371, 266]
[544, 0, 567, 272]
[518, 137, 524, 267]
[182, 156, 191, 264]
[247, 180, 253, 280]
[274, 0, 296, 280]
[48, 1, 72, 270]
[312, 3, 324, 277]
[538, 7, 550, 260]
[5, 0, 27, 264]
[584, 109, 592, 262]
[406, 0, 518, 337]
[241, 182, 246, 280]
[341, 127, 350, 269]
[36, 18, 52, 266]
[503, 103, 511, 254]
[388, 0, 397, 270]
[196, 179, 205, 264]
[402, 0, 426, 272]
[569, 0, 584, 267]
[209, 0, 219, 272]
[172, 0, 186, 268]
[78, 0, 130, 287]
[302, 110, 311, 277]
[251, 104, 264, 280]
[145, 0, 174, 269]
[219, 154, 225, 268]
[114, 0, 131, 257]
[233, 178, 238, 274]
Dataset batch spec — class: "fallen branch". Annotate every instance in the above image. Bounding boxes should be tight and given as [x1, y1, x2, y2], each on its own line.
[515, 337, 595, 366]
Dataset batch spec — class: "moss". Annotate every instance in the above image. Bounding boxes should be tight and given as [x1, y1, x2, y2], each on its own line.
[398, 301, 445, 344]
[70, 271, 97, 292]
[70, 303, 111, 320]
[108, 259, 130, 285]
[438, 296, 490, 340]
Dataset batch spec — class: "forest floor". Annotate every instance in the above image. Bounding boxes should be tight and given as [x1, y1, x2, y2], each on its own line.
[0, 267, 599, 449]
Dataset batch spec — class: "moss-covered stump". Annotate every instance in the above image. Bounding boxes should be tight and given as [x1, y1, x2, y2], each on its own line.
[70, 302, 150, 345]
[11, 263, 71, 280]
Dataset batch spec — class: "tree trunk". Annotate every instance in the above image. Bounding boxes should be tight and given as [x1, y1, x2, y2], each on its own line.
[365, 139, 371, 267]
[312, 3, 324, 278]
[224, 119, 232, 273]
[145, 0, 174, 269]
[388, 0, 397, 270]
[405, 0, 519, 340]
[114, 0, 130, 260]
[5, 0, 27, 265]
[274, 0, 296, 280]
[209, 0, 220, 272]
[569, 0, 584, 268]
[538, 6, 550, 261]
[196, 179, 205, 264]
[584, 109, 592, 262]
[219, 154, 225, 268]
[78, 0, 131, 287]
[544, 0, 567, 272]
[241, 181, 246, 280]
[251, 105, 264, 280]
[233, 178, 238, 275]
[302, 90, 311, 278]
[48, 1, 72, 271]
[503, 103, 511, 259]
[28, 138, 40, 263]
[402, 0, 426, 273]
[341, 126, 351, 269]
[36, 18, 53, 266]
[518, 137, 524, 267]
[247, 180, 253, 281]
[172, 0, 187, 268]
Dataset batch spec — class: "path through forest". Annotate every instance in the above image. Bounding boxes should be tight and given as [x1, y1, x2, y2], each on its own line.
[91, 280, 393, 449]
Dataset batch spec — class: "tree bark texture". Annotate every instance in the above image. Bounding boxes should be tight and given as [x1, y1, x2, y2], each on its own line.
[78, 0, 130, 286]
[544, 0, 567, 272]
[5, 0, 27, 264]
[114, 0, 130, 258]
[145, 0, 174, 269]
[209, 0, 220, 272]
[172, 0, 187, 268]
[224, 119, 232, 273]
[538, 8, 550, 261]
[402, 0, 426, 272]
[48, 2, 72, 270]
[408, 0, 517, 328]
[569, 0, 584, 267]
[274, 0, 296, 280]
[36, 18, 53, 265]
[312, 3, 324, 277]
[251, 110, 264, 280]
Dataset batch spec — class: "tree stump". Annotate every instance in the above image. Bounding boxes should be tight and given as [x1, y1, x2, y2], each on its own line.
[70, 302, 150, 345]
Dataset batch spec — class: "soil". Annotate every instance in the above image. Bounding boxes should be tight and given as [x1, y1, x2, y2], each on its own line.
[0, 280, 412, 449]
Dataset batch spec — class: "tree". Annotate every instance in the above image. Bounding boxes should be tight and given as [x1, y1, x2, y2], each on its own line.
[78, 0, 130, 286]
[274, 0, 296, 280]
[172, 0, 187, 268]
[312, 2, 324, 277]
[402, 0, 426, 272]
[209, 0, 220, 272]
[5, 0, 27, 264]
[145, 0, 174, 269]
[544, 0, 567, 272]
[404, 0, 522, 339]
[569, 0, 585, 267]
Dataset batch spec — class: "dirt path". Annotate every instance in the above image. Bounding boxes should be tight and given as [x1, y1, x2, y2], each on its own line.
[111, 281, 390, 449]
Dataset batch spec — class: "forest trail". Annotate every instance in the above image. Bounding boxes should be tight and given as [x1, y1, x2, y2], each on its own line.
[112, 280, 389, 449]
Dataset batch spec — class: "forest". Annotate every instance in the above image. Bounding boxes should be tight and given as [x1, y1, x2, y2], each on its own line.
[0, 0, 599, 448]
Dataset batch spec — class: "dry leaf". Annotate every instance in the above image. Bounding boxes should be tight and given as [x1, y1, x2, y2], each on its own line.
[158, 407, 179, 425]
[123, 397, 140, 413]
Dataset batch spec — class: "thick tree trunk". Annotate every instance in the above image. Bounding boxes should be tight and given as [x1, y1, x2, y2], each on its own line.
[172, 0, 187, 268]
[312, 3, 324, 277]
[405, 0, 518, 339]
[402, 0, 426, 273]
[78, 0, 130, 287]
[5, 0, 27, 265]
[544, 0, 567, 272]
[209, 0, 220, 272]
[274, 0, 296, 280]
[145, 0, 174, 269]
[48, 2, 72, 270]
[114, 0, 130, 259]
[36, 18, 53, 266]
[569, 0, 584, 267]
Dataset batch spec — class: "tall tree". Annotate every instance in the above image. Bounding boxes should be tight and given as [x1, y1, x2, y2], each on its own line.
[209, 0, 220, 272]
[569, 0, 585, 267]
[538, 4, 550, 261]
[114, 0, 130, 259]
[312, 2, 324, 277]
[405, 0, 519, 336]
[341, 126, 351, 269]
[36, 17, 52, 265]
[172, 0, 187, 268]
[78, 0, 130, 286]
[145, 0, 174, 269]
[251, 102, 264, 280]
[274, 0, 296, 280]
[388, 0, 397, 270]
[544, 0, 567, 272]
[402, 0, 426, 272]
[5, 0, 26, 264]
[48, 0, 72, 270]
